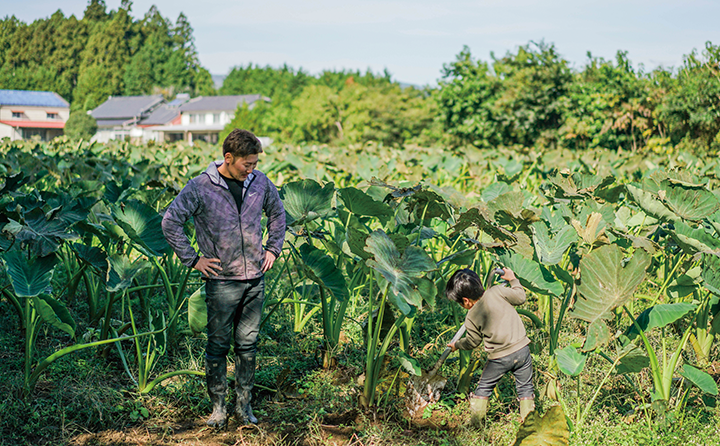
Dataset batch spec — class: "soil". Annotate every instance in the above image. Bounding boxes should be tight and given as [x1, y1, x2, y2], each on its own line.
[65, 408, 467, 445]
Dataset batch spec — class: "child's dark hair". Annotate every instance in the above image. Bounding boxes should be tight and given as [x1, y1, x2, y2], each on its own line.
[446, 268, 484, 304]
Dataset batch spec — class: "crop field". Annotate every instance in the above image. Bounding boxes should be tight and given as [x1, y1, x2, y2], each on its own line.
[1, 137, 720, 446]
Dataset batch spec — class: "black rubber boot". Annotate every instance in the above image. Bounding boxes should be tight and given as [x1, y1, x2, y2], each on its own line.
[235, 352, 258, 425]
[205, 355, 227, 428]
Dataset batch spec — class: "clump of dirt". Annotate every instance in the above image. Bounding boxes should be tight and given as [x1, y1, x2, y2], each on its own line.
[405, 371, 448, 418]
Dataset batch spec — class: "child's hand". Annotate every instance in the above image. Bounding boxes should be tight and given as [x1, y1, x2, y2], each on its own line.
[448, 341, 457, 352]
[499, 268, 517, 281]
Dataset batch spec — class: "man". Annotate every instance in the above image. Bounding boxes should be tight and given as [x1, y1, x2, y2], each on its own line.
[162, 129, 286, 427]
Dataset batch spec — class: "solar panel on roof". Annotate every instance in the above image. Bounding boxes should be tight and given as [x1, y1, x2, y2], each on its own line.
[0, 90, 69, 107]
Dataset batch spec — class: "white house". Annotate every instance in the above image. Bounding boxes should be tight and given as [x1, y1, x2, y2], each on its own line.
[153, 94, 271, 145]
[90, 94, 171, 143]
[0, 90, 70, 141]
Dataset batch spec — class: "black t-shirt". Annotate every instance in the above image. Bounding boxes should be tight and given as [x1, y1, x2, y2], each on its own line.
[220, 173, 245, 213]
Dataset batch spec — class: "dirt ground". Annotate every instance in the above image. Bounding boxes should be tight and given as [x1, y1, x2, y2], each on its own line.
[66, 409, 466, 446]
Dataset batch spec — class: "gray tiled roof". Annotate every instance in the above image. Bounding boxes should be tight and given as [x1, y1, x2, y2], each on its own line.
[91, 95, 165, 120]
[141, 106, 180, 125]
[140, 95, 189, 125]
[179, 95, 269, 112]
[96, 119, 131, 127]
[0, 89, 69, 107]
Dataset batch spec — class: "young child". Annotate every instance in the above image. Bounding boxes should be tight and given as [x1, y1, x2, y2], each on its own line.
[446, 267, 535, 426]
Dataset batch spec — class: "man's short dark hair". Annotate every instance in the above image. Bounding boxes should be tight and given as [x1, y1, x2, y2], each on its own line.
[446, 268, 484, 304]
[222, 129, 262, 158]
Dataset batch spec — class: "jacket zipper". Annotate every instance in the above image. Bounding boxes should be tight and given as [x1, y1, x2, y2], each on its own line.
[239, 174, 257, 278]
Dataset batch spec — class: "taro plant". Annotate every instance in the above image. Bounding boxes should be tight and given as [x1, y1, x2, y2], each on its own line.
[693, 254, 720, 365]
[554, 342, 641, 430]
[361, 229, 437, 408]
[107, 253, 203, 394]
[0, 250, 163, 398]
[110, 199, 192, 344]
[622, 302, 718, 411]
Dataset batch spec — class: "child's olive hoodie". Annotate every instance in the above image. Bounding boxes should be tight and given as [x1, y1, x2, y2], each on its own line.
[455, 278, 529, 360]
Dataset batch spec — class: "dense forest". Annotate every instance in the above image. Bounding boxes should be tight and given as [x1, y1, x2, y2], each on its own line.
[1, 1, 720, 152]
[0, 0, 215, 111]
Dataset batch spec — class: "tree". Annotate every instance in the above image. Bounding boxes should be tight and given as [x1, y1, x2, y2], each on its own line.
[83, 0, 109, 22]
[219, 101, 270, 142]
[64, 111, 98, 140]
[560, 51, 659, 151]
[659, 41, 720, 150]
[123, 6, 173, 95]
[436, 46, 503, 147]
[74, 5, 133, 110]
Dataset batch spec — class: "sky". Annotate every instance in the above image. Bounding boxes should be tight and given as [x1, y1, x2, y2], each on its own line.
[5, 0, 720, 86]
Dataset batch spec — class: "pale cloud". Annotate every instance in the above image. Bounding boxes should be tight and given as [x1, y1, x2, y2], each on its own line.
[399, 29, 452, 37]
[192, 0, 454, 26]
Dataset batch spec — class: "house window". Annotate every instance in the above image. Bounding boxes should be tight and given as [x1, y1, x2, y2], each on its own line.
[12, 111, 24, 119]
[213, 113, 220, 124]
[47, 112, 59, 120]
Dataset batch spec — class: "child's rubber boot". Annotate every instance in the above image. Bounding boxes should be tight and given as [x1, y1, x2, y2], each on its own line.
[519, 398, 535, 422]
[468, 397, 488, 427]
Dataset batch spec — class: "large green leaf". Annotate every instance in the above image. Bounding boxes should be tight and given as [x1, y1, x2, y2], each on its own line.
[482, 182, 512, 203]
[571, 244, 650, 326]
[583, 319, 611, 352]
[188, 287, 207, 336]
[667, 266, 702, 300]
[626, 184, 677, 222]
[17, 207, 78, 256]
[415, 277, 437, 308]
[346, 225, 371, 260]
[407, 190, 451, 220]
[513, 405, 569, 446]
[365, 230, 437, 315]
[615, 344, 650, 374]
[299, 243, 349, 302]
[702, 254, 720, 296]
[497, 249, 564, 296]
[106, 254, 150, 292]
[679, 364, 719, 395]
[338, 187, 393, 218]
[71, 243, 108, 274]
[489, 191, 539, 228]
[545, 172, 615, 200]
[33, 294, 76, 337]
[3, 251, 57, 297]
[625, 303, 697, 340]
[662, 179, 719, 221]
[627, 179, 720, 222]
[281, 179, 335, 226]
[555, 345, 586, 376]
[670, 221, 720, 255]
[453, 207, 517, 244]
[706, 209, 720, 237]
[531, 222, 577, 265]
[111, 200, 169, 257]
[613, 206, 657, 231]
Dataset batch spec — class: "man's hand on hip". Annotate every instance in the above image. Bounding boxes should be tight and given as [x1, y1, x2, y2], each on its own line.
[261, 251, 277, 273]
[194, 256, 222, 277]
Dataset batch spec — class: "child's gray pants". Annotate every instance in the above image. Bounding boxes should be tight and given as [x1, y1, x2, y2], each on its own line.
[473, 345, 534, 399]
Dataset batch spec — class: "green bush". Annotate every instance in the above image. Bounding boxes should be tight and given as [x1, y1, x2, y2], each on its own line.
[64, 112, 98, 141]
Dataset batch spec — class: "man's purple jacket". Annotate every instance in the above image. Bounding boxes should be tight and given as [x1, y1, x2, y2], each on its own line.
[162, 161, 286, 281]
